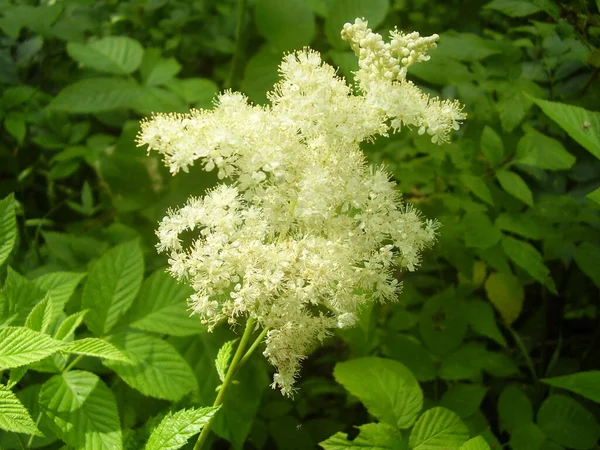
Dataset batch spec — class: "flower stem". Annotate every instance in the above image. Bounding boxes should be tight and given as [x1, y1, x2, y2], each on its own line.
[193, 317, 258, 450]
[225, 0, 247, 90]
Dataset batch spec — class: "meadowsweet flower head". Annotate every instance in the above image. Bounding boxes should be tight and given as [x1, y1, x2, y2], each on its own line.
[138, 19, 463, 396]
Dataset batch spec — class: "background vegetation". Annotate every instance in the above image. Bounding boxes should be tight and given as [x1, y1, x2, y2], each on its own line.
[0, 0, 599, 449]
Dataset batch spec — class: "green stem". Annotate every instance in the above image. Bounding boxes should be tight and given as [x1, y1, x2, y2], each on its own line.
[236, 326, 269, 373]
[26, 413, 42, 448]
[509, 327, 537, 382]
[63, 354, 84, 373]
[193, 317, 257, 450]
[225, 0, 247, 90]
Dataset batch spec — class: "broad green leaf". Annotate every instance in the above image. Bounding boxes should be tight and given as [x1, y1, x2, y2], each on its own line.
[460, 436, 490, 450]
[497, 385, 533, 432]
[495, 213, 544, 240]
[320, 422, 404, 450]
[132, 86, 188, 115]
[480, 126, 504, 167]
[435, 33, 500, 62]
[466, 299, 507, 346]
[4, 112, 26, 145]
[0, 327, 64, 369]
[104, 332, 196, 401]
[484, 0, 543, 17]
[439, 346, 488, 380]
[144, 406, 220, 450]
[82, 240, 144, 336]
[440, 384, 487, 419]
[215, 339, 236, 383]
[461, 212, 502, 250]
[587, 186, 600, 205]
[119, 269, 203, 336]
[542, 371, 600, 404]
[39, 370, 122, 450]
[573, 242, 600, 287]
[0, 383, 41, 436]
[33, 271, 86, 320]
[140, 48, 181, 87]
[509, 422, 545, 450]
[24, 294, 52, 333]
[484, 272, 523, 325]
[334, 357, 423, 429]
[240, 46, 283, 105]
[496, 169, 533, 206]
[537, 395, 600, 449]
[325, 0, 389, 48]
[67, 36, 143, 74]
[0, 269, 46, 327]
[0, 193, 17, 267]
[502, 236, 556, 293]
[255, 0, 315, 51]
[49, 78, 143, 113]
[409, 407, 469, 450]
[419, 290, 467, 355]
[382, 334, 437, 382]
[459, 174, 494, 206]
[165, 78, 218, 108]
[532, 98, 600, 159]
[55, 310, 88, 340]
[66, 338, 131, 362]
[516, 130, 575, 170]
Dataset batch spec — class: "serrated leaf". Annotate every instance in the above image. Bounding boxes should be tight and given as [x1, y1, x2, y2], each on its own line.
[215, 340, 236, 383]
[334, 357, 422, 429]
[502, 236, 556, 293]
[255, 0, 315, 51]
[537, 395, 600, 449]
[440, 384, 488, 419]
[55, 310, 88, 340]
[542, 371, 600, 404]
[0, 269, 46, 327]
[0, 383, 41, 436]
[325, 0, 389, 48]
[532, 98, 600, 159]
[484, 272, 523, 325]
[496, 169, 533, 206]
[409, 407, 469, 450]
[144, 406, 220, 450]
[516, 130, 576, 170]
[0, 327, 65, 369]
[480, 126, 504, 167]
[67, 37, 143, 74]
[66, 338, 131, 363]
[573, 242, 600, 288]
[459, 174, 494, 206]
[49, 78, 143, 113]
[0, 193, 17, 267]
[82, 240, 144, 336]
[39, 370, 122, 450]
[24, 294, 53, 334]
[320, 422, 403, 450]
[484, 0, 543, 17]
[119, 269, 203, 336]
[104, 332, 196, 401]
[33, 272, 85, 320]
[466, 299, 507, 346]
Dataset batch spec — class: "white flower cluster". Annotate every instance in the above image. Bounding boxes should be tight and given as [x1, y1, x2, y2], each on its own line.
[138, 19, 463, 396]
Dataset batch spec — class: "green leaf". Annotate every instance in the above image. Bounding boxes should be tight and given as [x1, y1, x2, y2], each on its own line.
[215, 340, 236, 383]
[0, 383, 41, 436]
[573, 242, 600, 288]
[408, 407, 469, 450]
[103, 332, 196, 401]
[440, 384, 487, 419]
[459, 174, 494, 206]
[480, 126, 504, 167]
[66, 338, 131, 363]
[255, 0, 315, 51]
[509, 422, 545, 450]
[33, 271, 86, 321]
[419, 290, 467, 355]
[497, 385, 533, 432]
[466, 299, 507, 346]
[131, 86, 188, 115]
[515, 130, 576, 170]
[435, 33, 500, 62]
[537, 394, 600, 449]
[460, 436, 490, 450]
[320, 422, 404, 450]
[382, 334, 437, 382]
[0, 194, 17, 267]
[502, 236, 556, 293]
[325, 0, 389, 48]
[240, 46, 283, 105]
[4, 113, 26, 145]
[542, 371, 600, 404]
[165, 78, 218, 108]
[67, 36, 143, 74]
[484, 272, 524, 325]
[484, 0, 543, 17]
[532, 98, 600, 160]
[0, 327, 65, 369]
[495, 213, 544, 240]
[587, 187, 600, 205]
[39, 370, 122, 450]
[144, 406, 220, 450]
[461, 212, 502, 250]
[140, 48, 181, 87]
[55, 310, 88, 341]
[334, 357, 423, 429]
[49, 78, 143, 113]
[496, 169, 533, 207]
[119, 269, 203, 336]
[82, 240, 144, 336]
[24, 294, 53, 334]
